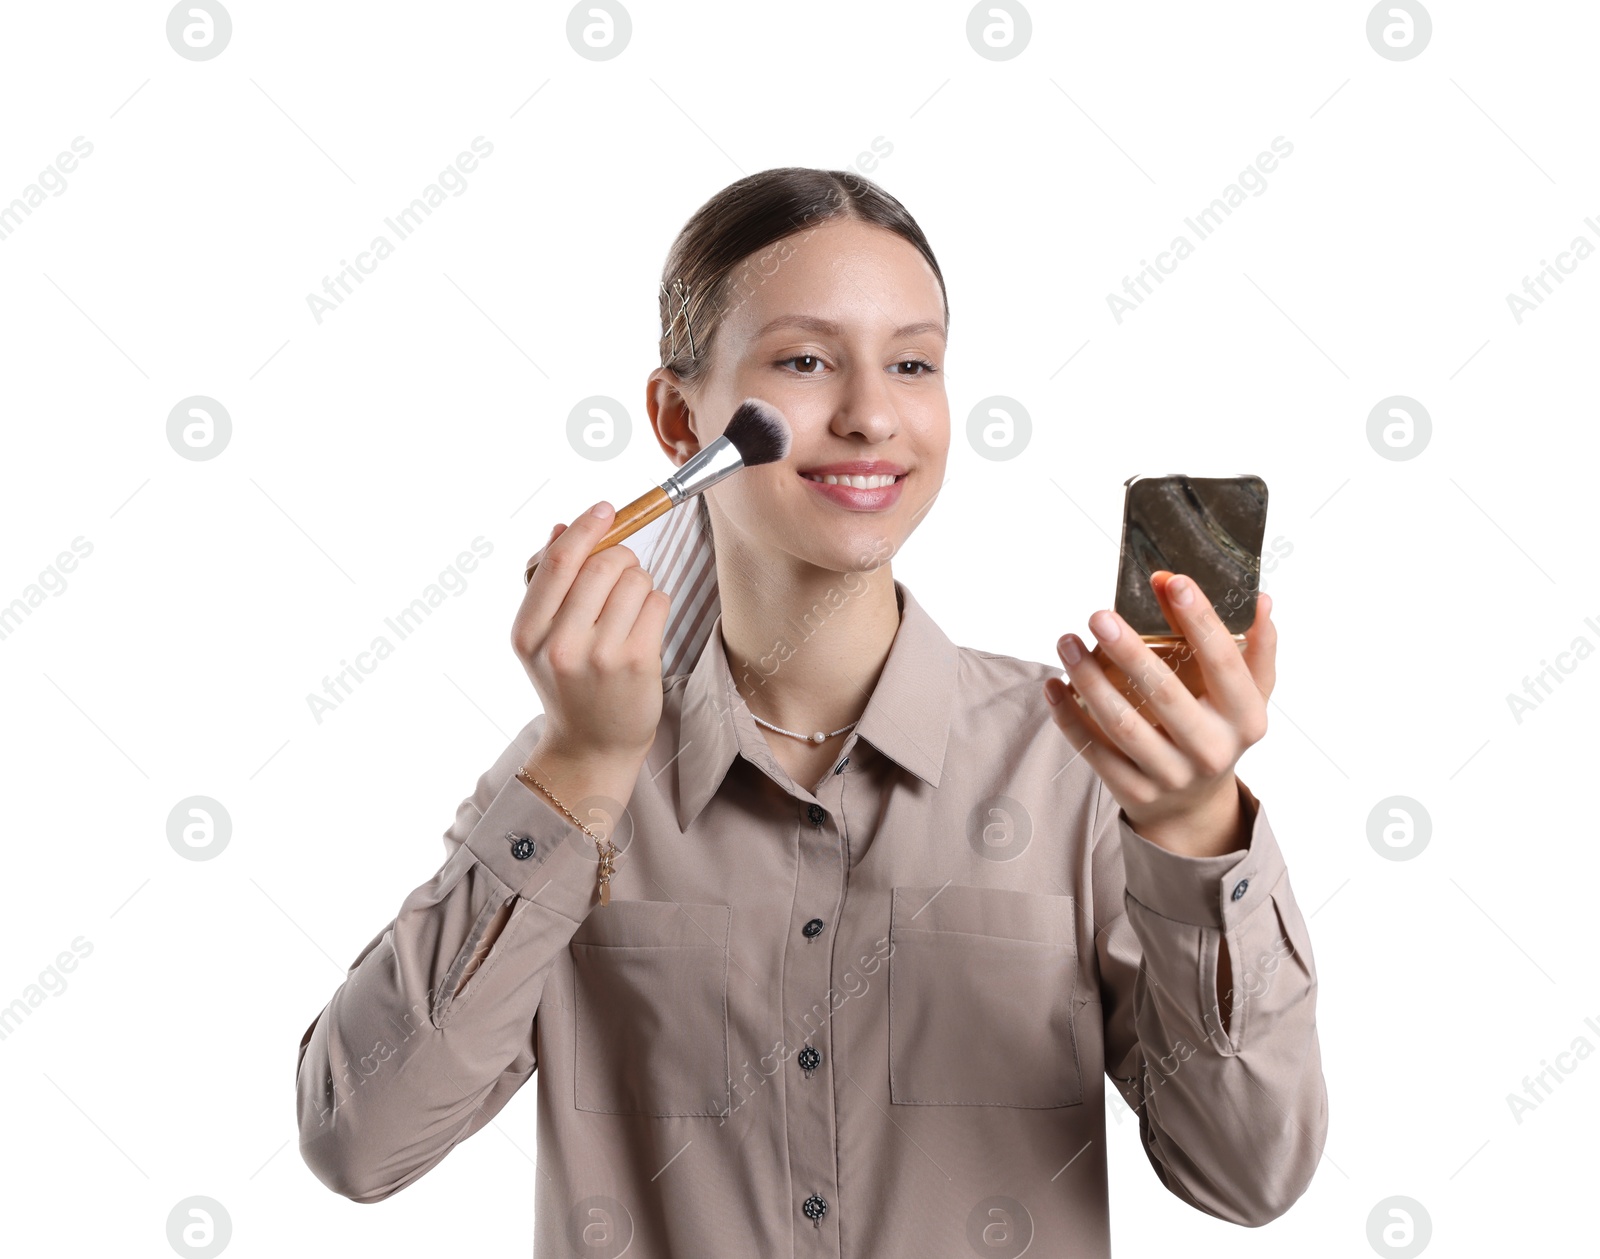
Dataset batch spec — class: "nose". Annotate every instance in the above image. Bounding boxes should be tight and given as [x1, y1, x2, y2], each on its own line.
[831, 360, 900, 444]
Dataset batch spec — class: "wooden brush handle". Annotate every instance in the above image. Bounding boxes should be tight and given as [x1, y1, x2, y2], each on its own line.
[524, 486, 676, 586]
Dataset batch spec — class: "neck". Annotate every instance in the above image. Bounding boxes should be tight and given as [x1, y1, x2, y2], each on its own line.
[715, 539, 902, 738]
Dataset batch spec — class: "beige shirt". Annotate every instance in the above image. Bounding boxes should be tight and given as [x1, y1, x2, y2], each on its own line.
[296, 579, 1327, 1257]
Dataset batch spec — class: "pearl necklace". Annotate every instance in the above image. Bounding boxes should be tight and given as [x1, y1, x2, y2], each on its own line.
[750, 713, 858, 745]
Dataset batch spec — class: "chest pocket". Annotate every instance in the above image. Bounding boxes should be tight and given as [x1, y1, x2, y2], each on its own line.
[570, 899, 731, 1118]
[888, 884, 1083, 1108]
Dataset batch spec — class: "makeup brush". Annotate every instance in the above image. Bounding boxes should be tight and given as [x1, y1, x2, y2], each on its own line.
[524, 397, 792, 584]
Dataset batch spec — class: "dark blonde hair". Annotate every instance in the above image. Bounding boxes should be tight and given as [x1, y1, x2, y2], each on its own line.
[657, 167, 948, 384]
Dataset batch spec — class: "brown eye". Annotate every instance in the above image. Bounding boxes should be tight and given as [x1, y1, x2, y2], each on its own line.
[779, 355, 825, 374]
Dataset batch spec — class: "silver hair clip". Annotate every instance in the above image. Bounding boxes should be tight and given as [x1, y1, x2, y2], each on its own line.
[660, 277, 698, 361]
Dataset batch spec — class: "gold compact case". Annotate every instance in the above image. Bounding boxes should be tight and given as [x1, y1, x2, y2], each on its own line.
[1073, 474, 1267, 731]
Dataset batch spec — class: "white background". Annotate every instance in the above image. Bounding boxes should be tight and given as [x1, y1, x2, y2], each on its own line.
[1, 2, 1594, 1255]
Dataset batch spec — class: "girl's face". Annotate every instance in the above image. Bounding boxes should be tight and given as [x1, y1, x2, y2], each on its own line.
[653, 216, 950, 577]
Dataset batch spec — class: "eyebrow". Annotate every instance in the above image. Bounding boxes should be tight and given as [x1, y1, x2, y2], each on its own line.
[754, 314, 947, 342]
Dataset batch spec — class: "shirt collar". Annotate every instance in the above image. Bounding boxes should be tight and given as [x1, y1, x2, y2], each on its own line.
[672, 579, 959, 831]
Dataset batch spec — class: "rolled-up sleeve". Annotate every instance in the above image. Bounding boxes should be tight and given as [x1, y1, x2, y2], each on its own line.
[1092, 774, 1328, 1227]
[294, 713, 607, 1203]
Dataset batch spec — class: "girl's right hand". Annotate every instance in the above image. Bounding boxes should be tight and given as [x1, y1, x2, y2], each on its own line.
[512, 501, 671, 766]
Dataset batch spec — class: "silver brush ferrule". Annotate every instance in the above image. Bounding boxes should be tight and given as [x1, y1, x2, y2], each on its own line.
[661, 434, 745, 505]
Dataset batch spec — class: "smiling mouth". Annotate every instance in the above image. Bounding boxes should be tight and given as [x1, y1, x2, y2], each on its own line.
[799, 473, 904, 489]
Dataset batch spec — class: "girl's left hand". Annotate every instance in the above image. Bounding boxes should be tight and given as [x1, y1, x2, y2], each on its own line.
[1043, 571, 1276, 857]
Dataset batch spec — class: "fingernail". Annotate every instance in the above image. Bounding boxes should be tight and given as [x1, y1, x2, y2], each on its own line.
[590, 500, 613, 518]
[1045, 680, 1061, 705]
[1168, 576, 1194, 607]
[1089, 611, 1120, 642]
[1059, 634, 1082, 665]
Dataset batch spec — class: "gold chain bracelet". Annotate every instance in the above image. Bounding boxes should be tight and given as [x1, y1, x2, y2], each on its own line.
[515, 766, 619, 907]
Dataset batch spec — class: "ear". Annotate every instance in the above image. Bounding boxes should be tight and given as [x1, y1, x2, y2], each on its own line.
[645, 367, 699, 468]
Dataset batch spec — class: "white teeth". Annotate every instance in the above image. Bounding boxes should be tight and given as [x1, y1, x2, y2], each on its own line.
[803, 473, 899, 488]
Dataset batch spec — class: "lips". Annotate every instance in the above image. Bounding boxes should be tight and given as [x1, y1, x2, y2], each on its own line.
[797, 469, 906, 511]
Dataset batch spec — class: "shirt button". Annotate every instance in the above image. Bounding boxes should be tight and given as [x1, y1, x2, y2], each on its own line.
[802, 1192, 828, 1226]
[798, 1044, 821, 1077]
[802, 917, 825, 938]
[507, 832, 536, 861]
[807, 803, 826, 827]
[1231, 878, 1249, 902]
[834, 756, 849, 775]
